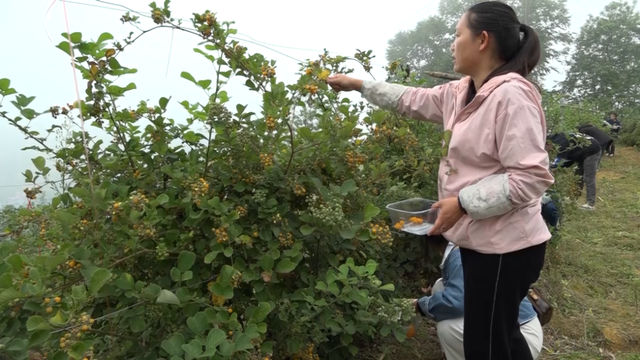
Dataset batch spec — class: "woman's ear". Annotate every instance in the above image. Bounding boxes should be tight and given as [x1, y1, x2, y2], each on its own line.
[478, 31, 490, 51]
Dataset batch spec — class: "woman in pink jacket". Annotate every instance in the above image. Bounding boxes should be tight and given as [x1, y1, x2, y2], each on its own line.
[327, 2, 553, 359]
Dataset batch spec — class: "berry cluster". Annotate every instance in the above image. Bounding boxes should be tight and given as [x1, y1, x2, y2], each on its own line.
[369, 222, 393, 246]
[214, 227, 229, 244]
[265, 116, 276, 131]
[278, 232, 293, 248]
[155, 243, 169, 261]
[260, 153, 274, 168]
[293, 184, 306, 196]
[345, 150, 366, 169]
[261, 65, 276, 78]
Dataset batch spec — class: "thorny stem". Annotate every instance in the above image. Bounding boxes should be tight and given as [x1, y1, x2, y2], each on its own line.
[109, 249, 154, 268]
[0, 113, 54, 152]
[203, 52, 224, 178]
[107, 95, 136, 171]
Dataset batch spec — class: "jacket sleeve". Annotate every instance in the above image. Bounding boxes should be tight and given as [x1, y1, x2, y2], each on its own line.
[417, 250, 464, 322]
[361, 80, 452, 124]
[458, 92, 554, 220]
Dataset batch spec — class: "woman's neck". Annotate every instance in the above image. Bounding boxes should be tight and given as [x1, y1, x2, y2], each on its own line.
[470, 60, 505, 91]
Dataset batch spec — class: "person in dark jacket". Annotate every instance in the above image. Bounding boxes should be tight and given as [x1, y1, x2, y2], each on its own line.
[547, 132, 600, 210]
[578, 124, 615, 164]
[604, 112, 622, 138]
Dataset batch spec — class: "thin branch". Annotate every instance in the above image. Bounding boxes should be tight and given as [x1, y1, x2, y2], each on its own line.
[109, 249, 154, 268]
[1, 113, 54, 152]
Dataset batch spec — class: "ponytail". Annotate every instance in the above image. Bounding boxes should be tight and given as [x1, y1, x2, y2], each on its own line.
[466, 2, 542, 86]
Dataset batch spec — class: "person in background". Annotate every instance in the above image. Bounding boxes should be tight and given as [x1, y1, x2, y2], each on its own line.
[547, 132, 600, 210]
[415, 235, 543, 360]
[604, 112, 622, 138]
[577, 123, 614, 164]
[540, 192, 559, 232]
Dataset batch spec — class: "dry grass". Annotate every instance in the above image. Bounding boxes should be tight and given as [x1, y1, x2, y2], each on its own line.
[359, 147, 640, 360]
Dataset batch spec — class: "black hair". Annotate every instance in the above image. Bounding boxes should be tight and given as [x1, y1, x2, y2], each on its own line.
[610, 112, 618, 116]
[466, 1, 541, 84]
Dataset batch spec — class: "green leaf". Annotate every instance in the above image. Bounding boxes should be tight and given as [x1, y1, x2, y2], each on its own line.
[275, 258, 297, 273]
[197, 79, 212, 89]
[170, 267, 181, 282]
[5, 253, 23, 271]
[204, 251, 220, 264]
[206, 328, 226, 349]
[182, 339, 204, 358]
[159, 96, 170, 110]
[300, 225, 314, 236]
[177, 250, 196, 272]
[0, 273, 12, 288]
[379, 283, 395, 291]
[235, 333, 253, 351]
[339, 227, 357, 239]
[155, 193, 170, 206]
[156, 289, 180, 305]
[341, 179, 358, 194]
[181, 71, 197, 84]
[161, 333, 185, 356]
[97, 32, 114, 44]
[249, 302, 272, 324]
[181, 271, 193, 281]
[31, 156, 45, 172]
[260, 255, 274, 271]
[115, 273, 134, 290]
[340, 333, 353, 346]
[210, 282, 234, 299]
[69, 32, 82, 44]
[187, 312, 209, 335]
[29, 330, 51, 346]
[49, 310, 67, 326]
[26, 316, 52, 331]
[363, 203, 380, 221]
[130, 316, 146, 333]
[0, 78, 9, 91]
[88, 268, 112, 295]
[365, 260, 377, 275]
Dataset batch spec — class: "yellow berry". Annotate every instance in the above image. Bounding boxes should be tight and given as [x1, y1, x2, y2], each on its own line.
[46, 307, 53, 313]
[54, 296, 61, 303]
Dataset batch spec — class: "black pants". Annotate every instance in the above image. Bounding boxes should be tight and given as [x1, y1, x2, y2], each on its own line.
[460, 242, 547, 360]
[606, 141, 615, 156]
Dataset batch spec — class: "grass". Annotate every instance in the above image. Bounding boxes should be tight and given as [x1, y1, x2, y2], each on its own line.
[359, 147, 640, 360]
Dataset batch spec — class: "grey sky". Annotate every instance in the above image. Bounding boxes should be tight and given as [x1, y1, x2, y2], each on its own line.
[0, 0, 623, 206]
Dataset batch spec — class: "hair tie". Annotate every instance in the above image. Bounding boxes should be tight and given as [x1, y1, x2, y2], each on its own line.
[519, 23, 526, 32]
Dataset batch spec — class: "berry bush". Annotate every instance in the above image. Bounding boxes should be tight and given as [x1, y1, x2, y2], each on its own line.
[0, 2, 448, 359]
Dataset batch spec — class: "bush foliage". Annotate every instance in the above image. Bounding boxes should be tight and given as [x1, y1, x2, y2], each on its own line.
[0, 3, 450, 360]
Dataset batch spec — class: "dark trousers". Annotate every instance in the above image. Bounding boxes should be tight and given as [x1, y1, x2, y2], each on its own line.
[606, 141, 615, 156]
[460, 242, 547, 360]
[576, 152, 599, 206]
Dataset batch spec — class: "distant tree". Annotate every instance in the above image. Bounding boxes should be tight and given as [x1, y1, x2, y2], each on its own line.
[386, 0, 573, 84]
[562, 0, 640, 110]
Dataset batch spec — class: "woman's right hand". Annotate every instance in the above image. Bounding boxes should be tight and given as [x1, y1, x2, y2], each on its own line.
[326, 74, 363, 93]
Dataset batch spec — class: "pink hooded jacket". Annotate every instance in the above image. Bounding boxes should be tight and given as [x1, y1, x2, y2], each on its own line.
[362, 73, 554, 254]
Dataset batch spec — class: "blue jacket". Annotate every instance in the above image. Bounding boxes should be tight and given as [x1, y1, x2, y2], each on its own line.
[417, 247, 538, 325]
